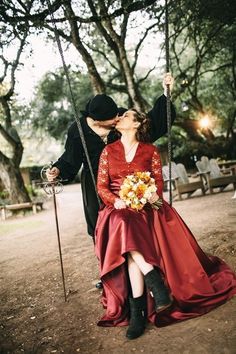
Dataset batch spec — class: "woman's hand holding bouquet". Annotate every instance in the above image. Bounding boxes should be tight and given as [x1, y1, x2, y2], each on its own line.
[114, 171, 163, 211]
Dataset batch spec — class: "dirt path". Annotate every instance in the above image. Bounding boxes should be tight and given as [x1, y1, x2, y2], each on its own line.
[0, 184, 236, 354]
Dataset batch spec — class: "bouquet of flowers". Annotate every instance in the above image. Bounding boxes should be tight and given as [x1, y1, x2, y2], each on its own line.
[119, 171, 163, 211]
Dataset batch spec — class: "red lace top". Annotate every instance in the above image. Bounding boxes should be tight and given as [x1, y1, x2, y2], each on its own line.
[97, 140, 164, 205]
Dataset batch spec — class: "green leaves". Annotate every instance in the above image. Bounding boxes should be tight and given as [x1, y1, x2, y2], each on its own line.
[30, 67, 93, 140]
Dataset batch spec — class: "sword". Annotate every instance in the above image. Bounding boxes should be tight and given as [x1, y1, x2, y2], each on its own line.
[40, 162, 68, 302]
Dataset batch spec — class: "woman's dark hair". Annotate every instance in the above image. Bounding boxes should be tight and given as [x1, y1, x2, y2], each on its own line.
[131, 108, 151, 142]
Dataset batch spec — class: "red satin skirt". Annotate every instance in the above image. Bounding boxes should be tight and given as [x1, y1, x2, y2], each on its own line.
[95, 201, 236, 327]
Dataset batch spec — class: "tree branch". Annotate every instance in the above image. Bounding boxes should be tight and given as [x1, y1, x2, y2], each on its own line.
[86, 0, 120, 58]
[85, 42, 119, 72]
[0, 0, 157, 25]
[0, 56, 9, 84]
[5, 31, 28, 100]
[0, 123, 18, 149]
[137, 66, 156, 84]
[199, 63, 232, 77]
[131, 21, 159, 73]
[105, 82, 127, 92]
[62, 0, 105, 93]
[0, 0, 62, 24]
[120, 11, 129, 43]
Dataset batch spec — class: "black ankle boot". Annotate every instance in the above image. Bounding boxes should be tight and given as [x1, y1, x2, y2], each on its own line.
[144, 269, 172, 313]
[126, 295, 146, 340]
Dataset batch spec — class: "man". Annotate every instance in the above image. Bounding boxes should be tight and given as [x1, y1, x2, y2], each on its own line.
[47, 73, 176, 287]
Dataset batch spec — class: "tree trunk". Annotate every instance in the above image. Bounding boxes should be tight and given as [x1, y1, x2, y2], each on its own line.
[0, 23, 31, 205]
[0, 151, 31, 204]
[63, 0, 106, 94]
[97, 0, 147, 111]
[118, 46, 147, 111]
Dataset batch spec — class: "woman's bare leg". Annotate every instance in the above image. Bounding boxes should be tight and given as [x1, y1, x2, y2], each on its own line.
[130, 250, 154, 275]
[127, 254, 144, 297]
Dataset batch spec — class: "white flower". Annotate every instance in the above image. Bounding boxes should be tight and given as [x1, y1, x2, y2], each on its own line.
[144, 191, 152, 199]
[128, 191, 135, 197]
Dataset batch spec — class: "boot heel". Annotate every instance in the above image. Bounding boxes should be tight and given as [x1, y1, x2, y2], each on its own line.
[156, 296, 173, 313]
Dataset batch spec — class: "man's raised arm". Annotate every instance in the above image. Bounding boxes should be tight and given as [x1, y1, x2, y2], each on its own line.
[147, 73, 176, 142]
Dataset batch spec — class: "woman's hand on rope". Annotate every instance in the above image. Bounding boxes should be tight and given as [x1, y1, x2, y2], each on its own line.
[163, 72, 174, 95]
[46, 167, 60, 181]
[114, 198, 127, 209]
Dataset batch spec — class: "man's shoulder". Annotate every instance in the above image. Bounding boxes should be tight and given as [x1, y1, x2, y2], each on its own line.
[68, 121, 78, 132]
[67, 118, 85, 138]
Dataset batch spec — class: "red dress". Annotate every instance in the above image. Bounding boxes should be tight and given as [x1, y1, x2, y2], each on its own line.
[95, 140, 236, 327]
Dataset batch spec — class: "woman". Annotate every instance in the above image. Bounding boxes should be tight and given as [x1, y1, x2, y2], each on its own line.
[95, 109, 236, 339]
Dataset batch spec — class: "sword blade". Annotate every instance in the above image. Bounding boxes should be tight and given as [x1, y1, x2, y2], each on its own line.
[52, 184, 67, 302]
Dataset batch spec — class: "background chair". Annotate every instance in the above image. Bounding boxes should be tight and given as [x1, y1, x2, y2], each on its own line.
[162, 162, 205, 200]
[196, 156, 236, 194]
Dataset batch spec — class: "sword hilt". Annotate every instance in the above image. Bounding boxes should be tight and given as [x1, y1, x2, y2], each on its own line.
[40, 162, 67, 195]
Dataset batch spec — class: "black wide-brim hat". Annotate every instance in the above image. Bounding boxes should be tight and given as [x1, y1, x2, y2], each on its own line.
[88, 94, 118, 121]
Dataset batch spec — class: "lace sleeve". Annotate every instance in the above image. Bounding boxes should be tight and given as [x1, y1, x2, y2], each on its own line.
[151, 148, 164, 197]
[97, 147, 117, 205]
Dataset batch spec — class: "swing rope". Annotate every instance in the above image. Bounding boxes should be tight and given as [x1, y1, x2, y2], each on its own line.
[165, 0, 173, 206]
[45, 0, 102, 207]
